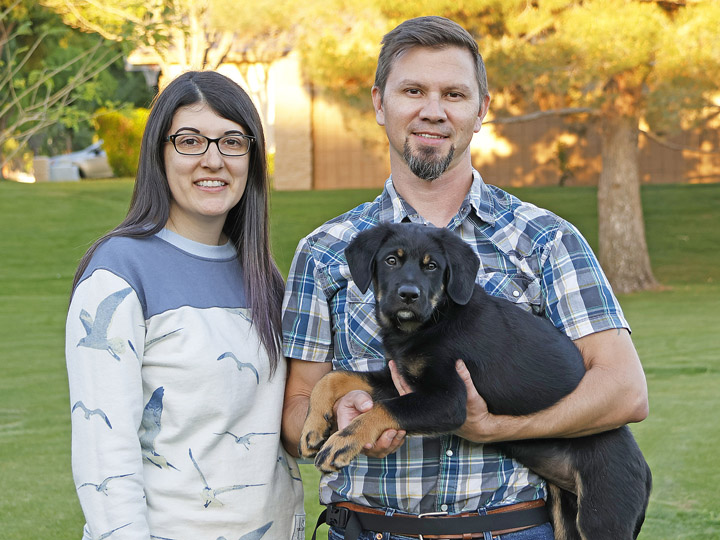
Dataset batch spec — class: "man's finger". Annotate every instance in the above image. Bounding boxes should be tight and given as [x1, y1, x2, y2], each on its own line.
[363, 429, 406, 456]
[389, 360, 411, 395]
[455, 359, 478, 395]
[334, 390, 373, 430]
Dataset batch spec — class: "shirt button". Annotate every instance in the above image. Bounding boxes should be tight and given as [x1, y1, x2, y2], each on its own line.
[446, 449, 454, 457]
[512, 290, 520, 298]
[440, 504, 449, 512]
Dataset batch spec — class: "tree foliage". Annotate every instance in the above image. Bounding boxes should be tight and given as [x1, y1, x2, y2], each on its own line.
[0, 0, 123, 173]
[94, 107, 149, 176]
[485, 0, 720, 132]
[40, 0, 301, 150]
[42, 0, 300, 81]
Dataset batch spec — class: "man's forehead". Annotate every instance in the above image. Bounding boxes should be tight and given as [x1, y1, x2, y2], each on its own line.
[385, 46, 479, 91]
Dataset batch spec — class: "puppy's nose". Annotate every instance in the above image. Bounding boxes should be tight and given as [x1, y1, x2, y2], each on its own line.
[398, 285, 420, 304]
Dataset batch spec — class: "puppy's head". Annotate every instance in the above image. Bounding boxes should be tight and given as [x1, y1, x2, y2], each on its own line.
[345, 223, 479, 332]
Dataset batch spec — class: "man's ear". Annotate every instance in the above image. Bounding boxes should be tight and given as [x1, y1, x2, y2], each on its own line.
[371, 86, 385, 126]
[345, 224, 391, 293]
[436, 229, 479, 305]
[474, 93, 491, 133]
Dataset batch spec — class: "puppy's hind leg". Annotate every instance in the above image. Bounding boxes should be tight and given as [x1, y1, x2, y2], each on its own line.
[547, 483, 582, 540]
[574, 471, 639, 540]
[299, 371, 374, 458]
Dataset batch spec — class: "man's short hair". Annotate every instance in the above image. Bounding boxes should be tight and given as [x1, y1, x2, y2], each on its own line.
[374, 16, 489, 103]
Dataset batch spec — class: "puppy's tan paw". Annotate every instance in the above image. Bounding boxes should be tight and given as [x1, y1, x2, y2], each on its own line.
[313, 431, 363, 473]
[299, 413, 333, 458]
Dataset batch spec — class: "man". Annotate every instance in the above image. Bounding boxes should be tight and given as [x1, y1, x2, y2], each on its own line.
[281, 16, 648, 540]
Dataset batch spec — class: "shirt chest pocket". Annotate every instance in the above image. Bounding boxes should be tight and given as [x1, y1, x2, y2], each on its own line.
[341, 284, 385, 364]
[477, 272, 545, 315]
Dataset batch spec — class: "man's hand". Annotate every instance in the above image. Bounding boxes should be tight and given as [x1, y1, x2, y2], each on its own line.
[453, 359, 500, 443]
[333, 366, 407, 458]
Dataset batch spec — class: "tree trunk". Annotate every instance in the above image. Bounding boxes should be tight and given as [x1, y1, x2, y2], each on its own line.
[597, 114, 658, 294]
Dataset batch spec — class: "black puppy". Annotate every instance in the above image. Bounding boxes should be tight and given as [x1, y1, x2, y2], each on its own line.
[300, 222, 651, 539]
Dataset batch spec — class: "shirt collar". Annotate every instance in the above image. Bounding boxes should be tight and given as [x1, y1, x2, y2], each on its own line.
[378, 170, 497, 227]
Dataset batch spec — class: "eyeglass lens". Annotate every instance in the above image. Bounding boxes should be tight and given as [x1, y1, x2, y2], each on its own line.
[173, 134, 250, 156]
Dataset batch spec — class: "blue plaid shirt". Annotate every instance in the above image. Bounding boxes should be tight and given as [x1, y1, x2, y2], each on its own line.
[282, 171, 628, 515]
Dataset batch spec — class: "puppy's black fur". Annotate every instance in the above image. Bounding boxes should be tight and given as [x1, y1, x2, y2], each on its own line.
[300, 222, 651, 540]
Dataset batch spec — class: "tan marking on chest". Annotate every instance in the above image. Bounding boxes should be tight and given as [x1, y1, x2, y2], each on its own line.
[404, 356, 428, 379]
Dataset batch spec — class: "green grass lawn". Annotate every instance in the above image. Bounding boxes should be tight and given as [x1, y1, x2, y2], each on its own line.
[0, 179, 718, 539]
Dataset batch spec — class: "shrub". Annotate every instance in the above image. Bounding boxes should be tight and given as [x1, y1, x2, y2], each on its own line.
[94, 108, 150, 177]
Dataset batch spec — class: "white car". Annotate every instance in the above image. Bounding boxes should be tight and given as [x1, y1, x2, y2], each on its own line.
[49, 140, 114, 180]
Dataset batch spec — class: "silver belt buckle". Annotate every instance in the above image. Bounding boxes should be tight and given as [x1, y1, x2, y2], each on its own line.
[417, 511, 449, 540]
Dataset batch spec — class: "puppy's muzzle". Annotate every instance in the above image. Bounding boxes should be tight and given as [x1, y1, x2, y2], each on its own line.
[398, 284, 420, 304]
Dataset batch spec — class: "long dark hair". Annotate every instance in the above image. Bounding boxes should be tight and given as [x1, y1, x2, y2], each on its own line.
[72, 71, 285, 374]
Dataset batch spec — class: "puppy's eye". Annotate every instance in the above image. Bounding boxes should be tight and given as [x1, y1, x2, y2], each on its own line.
[426, 261, 437, 271]
[385, 256, 397, 266]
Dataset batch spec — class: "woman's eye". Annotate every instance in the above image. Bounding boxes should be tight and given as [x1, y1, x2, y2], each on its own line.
[177, 136, 199, 146]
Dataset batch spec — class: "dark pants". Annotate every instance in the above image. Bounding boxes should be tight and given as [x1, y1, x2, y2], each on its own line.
[329, 523, 554, 540]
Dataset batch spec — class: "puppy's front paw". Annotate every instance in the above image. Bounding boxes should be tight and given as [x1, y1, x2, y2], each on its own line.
[299, 412, 333, 458]
[313, 431, 363, 473]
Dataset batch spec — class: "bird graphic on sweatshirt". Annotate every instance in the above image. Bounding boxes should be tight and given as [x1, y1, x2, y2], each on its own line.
[216, 522, 273, 540]
[77, 473, 133, 495]
[222, 307, 253, 324]
[277, 455, 302, 482]
[146, 328, 183, 350]
[188, 448, 265, 508]
[217, 352, 259, 383]
[215, 430, 276, 450]
[97, 523, 131, 539]
[140, 387, 178, 471]
[72, 401, 112, 429]
[77, 287, 133, 361]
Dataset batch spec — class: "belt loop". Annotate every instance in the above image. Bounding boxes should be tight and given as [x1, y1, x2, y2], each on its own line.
[383, 507, 395, 540]
[476, 506, 493, 540]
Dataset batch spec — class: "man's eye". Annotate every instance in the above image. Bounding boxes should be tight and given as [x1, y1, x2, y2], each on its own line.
[385, 256, 397, 266]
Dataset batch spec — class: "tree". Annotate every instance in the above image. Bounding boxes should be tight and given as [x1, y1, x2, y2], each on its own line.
[301, 0, 720, 293]
[0, 0, 121, 174]
[41, 0, 300, 147]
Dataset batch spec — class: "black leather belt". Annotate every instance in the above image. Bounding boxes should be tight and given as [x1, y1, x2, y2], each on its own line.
[311, 500, 550, 540]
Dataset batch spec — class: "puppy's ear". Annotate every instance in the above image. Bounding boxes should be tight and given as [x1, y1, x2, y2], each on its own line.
[438, 229, 480, 306]
[345, 225, 391, 293]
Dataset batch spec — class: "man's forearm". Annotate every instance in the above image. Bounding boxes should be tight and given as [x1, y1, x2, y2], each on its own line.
[281, 395, 310, 457]
[455, 329, 649, 443]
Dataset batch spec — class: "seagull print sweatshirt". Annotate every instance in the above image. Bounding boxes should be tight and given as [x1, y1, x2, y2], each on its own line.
[66, 228, 304, 540]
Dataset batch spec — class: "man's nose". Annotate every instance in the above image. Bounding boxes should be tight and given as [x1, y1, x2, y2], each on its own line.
[419, 95, 447, 122]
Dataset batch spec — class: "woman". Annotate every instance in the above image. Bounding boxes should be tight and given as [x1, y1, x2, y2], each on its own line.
[66, 71, 304, 539]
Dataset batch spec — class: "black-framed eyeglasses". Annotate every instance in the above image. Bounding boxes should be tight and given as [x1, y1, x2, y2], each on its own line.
[164, 133, 255, 156]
